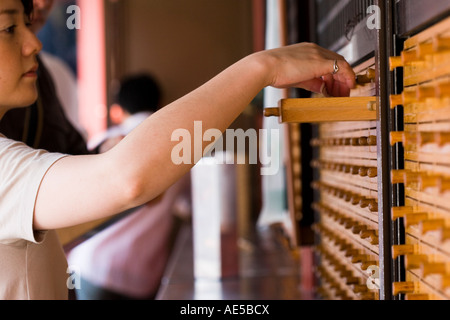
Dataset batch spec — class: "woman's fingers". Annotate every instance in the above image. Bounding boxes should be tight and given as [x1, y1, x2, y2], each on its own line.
[321, 73, 352, 97]
[265, 42, 356, 94]
[335, 59, 356, 90]
[304, 46, 356, 93]
[296, 78, 326, 94]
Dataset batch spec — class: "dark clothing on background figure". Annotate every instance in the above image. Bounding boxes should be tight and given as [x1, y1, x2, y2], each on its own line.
[0, 55, 90, 156]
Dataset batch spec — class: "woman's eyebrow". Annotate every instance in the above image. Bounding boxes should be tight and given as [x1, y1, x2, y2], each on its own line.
[0, 9, 19, 16]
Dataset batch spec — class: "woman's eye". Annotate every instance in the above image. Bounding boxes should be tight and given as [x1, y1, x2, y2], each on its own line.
[4, 25, 16, 34]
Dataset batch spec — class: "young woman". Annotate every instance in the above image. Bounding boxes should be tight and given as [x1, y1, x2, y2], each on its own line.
[0, 0, 356, 299]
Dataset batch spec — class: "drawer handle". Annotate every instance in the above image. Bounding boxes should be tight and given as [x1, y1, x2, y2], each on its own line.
[264, 97, 377, 123]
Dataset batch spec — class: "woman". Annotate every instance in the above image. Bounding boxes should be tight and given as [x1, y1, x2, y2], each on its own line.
[0, 0, 356, 300]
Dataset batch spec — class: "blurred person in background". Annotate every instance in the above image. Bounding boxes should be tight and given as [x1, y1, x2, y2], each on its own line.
[88, 74, 162, 153]
[67, 74, 192, 300]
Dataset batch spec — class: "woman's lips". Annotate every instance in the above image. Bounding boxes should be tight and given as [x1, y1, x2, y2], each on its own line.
[23, 65, 39, 78]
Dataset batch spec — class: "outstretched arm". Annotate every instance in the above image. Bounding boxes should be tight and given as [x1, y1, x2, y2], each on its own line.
[34, 43, 356, 231]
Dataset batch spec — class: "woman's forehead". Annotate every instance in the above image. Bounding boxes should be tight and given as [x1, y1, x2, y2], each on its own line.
[0, 0, 24, 15]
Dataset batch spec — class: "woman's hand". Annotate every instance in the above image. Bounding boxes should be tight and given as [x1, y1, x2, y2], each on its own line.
[257, 42, 356, 97]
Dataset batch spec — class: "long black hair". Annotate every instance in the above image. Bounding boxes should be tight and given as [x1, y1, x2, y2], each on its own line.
[21, 0, 33, 17]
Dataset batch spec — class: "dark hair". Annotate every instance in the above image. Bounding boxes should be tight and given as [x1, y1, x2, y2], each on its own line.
[21, 0, 34, 17]
[116, 74, 162, 115]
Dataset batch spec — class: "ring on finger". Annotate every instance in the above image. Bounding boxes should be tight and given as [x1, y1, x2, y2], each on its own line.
[332, 59, 339, 75]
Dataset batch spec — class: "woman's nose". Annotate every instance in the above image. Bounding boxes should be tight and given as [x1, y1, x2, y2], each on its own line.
[22, 28, 43, 57]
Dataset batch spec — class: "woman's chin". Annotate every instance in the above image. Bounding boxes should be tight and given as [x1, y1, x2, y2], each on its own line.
[22, 90, 39, 106]
[20, 97, 38, 108]
[0, 90, 38, 117]
[10, 96, 38, 110]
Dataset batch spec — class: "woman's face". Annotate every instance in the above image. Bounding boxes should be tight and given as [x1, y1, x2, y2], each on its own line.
[0, 0, 42, 118]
